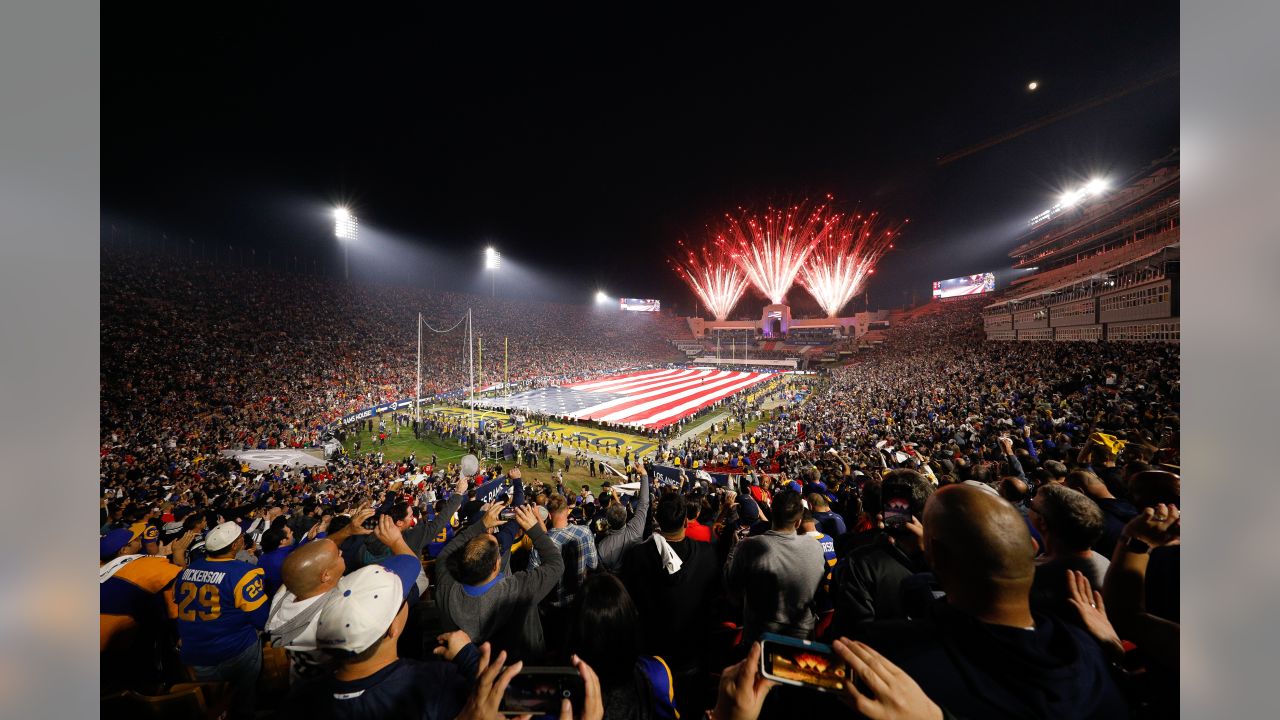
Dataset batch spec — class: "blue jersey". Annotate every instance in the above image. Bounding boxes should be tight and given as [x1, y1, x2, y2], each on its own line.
[807, 531, 838, 611]
[425, 513, 460, 559]
[175, 556, 268, 666]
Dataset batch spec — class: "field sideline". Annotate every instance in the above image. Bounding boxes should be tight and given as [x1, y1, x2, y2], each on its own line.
[339, 404, 659, 496]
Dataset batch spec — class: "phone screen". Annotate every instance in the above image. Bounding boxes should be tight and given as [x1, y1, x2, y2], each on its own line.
[882, 491, 912, 527]
[500, 668, 583, 716]
[760, 636, 848, 692]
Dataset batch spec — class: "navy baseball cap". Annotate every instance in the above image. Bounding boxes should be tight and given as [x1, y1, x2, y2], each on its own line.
[100, 527, 140, 560]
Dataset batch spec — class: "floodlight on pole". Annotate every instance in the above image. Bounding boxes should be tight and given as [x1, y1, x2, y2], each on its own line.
[483, 247, 501, 296]
[334, 207, 358, 281]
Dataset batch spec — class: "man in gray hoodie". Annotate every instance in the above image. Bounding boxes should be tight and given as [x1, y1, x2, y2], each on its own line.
[724, 489, 826, 641]
[595, 460, 651, 572]
[435, 502, 563, 662]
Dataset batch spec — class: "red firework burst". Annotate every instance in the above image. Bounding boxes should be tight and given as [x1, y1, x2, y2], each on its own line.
[670, 239, 750, 321]
[799, 211, 906, 316]
[720, 202, 840, 304]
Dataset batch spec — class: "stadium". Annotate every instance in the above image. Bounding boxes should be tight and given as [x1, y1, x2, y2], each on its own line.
[96, 6, 1182, 720]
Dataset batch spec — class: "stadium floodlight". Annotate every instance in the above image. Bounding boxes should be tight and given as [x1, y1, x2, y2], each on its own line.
[483, 247, 501, 297]
[1060, 188, 1087, 207]
[334, 207, 358, 281]
[595, 290, 610, 304]
[334, 207, 358, 241]
[1032, 176, 1110, 226]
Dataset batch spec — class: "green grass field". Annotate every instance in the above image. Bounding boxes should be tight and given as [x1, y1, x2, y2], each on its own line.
[340, 406, 646, 496]
[708, 414, 769, 443]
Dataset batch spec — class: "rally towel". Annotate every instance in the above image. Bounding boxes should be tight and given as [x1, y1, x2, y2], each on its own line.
[651, 534, 683, 575]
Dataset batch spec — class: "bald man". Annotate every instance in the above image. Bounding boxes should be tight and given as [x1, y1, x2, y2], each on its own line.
[857, 484, 1127, 719]
[266, 510, 421, 683]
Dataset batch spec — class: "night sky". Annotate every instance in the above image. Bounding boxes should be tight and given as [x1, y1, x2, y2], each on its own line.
[103, 3, 1178, 316]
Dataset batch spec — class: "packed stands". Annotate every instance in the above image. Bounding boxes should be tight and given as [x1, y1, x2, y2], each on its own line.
[100, 244, 1180, 719]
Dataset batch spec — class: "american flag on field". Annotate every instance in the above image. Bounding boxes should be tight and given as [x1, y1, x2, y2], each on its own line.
[473, 367, 773, 430]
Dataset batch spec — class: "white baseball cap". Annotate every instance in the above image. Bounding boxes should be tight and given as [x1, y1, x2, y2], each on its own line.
[204, 521, 243, 552]
[315, 565, 408, 655]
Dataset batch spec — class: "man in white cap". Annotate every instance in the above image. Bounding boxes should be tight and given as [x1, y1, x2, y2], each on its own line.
[288, 553, 481, 718]
[174, 520, 268, 719]
[266, 508, 421, 683]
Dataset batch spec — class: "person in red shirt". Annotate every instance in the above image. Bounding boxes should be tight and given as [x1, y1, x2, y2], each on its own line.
[684, 498, 712, 543]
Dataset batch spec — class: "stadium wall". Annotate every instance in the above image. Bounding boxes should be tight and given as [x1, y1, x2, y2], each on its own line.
[985, 276, 1178, 343]
[686, 310, 888, 339]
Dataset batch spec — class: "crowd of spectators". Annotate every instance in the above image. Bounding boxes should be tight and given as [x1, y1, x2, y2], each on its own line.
[100, 245, 686, 515]
[101, 255, 1180, 718]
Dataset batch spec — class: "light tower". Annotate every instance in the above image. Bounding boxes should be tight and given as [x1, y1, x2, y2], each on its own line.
[334, 207, 358, 281]
[484, 247, 501, 297]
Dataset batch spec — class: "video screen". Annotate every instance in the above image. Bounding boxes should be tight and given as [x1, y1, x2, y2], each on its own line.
[931, 272, 995, 298]
[763, 642, 848, 691]
[620, 298, 661, 312]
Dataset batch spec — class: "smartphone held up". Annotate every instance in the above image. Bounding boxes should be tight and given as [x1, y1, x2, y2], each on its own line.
[759, 633, 849, 693]
[882, 489, 912, 528]
[499, 666, 584, 716]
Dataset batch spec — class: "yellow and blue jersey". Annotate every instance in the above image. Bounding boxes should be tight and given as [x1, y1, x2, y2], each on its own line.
[636, 656, 679, 719]
[807, 531, 838, 610]
[425, 513, 460, 558]
[100, 555, 181, 652]
[175, 556, 268, 666]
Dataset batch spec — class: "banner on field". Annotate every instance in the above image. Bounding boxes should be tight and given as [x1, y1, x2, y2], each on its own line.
[220, 449, 328, 471]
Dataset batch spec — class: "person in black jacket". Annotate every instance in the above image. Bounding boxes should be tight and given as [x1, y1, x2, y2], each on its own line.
[857, 483, 1128, 719]
[620, 491, 719, 698]
[830, 469, 934, 638]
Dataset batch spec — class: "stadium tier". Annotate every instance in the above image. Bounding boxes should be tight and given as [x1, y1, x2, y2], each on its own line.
[983, 152, 1180, 342]
[472, 367, 775, 429]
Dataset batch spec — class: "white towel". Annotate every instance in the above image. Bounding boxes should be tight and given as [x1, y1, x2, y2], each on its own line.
[651, 534, 683, 575]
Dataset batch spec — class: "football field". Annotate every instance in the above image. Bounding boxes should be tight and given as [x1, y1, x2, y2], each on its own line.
[340, 405, 659, 496]
[472, 367, 776, 429]
[423, 405, 661, 456]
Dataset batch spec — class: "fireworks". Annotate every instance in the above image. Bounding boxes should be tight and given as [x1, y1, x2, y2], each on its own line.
[799, 211, 906, 317]
[720, 203, 838, 304]
[671, 240, 750, 321]
[673, 198, 904, 319]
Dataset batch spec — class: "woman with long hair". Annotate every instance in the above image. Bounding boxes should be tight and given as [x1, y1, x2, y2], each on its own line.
[568, 574, 678, 720]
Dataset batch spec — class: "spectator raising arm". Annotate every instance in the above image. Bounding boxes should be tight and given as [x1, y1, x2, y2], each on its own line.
[404, 474, 468, 556]
[511, 505, 568, 602]
[435, 502, 507, 570]
[1103, 504, 1180, 669]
